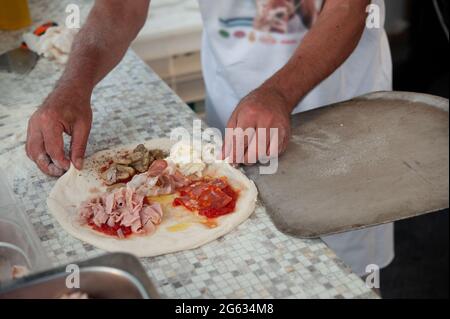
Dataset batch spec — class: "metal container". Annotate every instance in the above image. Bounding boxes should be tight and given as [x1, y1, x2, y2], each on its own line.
[0, 242, 31, 281]
[0, 172, 51, 282]
[0, 253, 160, 299]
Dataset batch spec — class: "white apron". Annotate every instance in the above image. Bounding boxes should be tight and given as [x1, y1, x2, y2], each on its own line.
[197, 0, 394, 276]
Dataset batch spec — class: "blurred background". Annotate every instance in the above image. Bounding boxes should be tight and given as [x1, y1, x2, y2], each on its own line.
[131, 0, 449, 299]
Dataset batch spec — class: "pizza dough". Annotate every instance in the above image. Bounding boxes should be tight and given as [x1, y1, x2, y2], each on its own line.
[47, 139, 258, 257]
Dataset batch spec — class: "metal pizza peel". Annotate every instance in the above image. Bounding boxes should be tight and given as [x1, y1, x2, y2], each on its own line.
[244, 91, 449, 238]
[0, 22, 57, 75]
[0, 47, 39, 74]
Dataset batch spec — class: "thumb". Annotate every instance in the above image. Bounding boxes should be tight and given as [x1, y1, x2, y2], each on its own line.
[70, 121, 90, 170]
[222, 112, 238, 160]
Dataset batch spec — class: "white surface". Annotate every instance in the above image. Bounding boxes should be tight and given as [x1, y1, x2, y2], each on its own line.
[132, 0, 204, 103]
[132, 0, 203, 60]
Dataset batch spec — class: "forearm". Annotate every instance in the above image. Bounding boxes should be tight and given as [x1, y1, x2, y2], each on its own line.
[262, 0, 370, 113]
[55, 0, 150, 97]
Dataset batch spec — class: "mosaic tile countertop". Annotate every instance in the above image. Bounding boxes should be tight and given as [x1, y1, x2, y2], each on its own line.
[0, 0, 377, 299]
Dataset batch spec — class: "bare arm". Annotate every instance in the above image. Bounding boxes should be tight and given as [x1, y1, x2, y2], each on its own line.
[226, 0, 371, 163]
[59, 0, 150, 95]
[26, 0, 150, 176]
[262, 0, 371, 112]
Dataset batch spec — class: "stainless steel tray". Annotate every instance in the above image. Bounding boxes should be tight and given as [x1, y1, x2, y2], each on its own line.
[0, 253, 160, 299]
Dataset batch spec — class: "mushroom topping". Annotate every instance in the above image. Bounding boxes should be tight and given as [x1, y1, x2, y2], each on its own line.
[129, 144, 152, 173]
[129, 150, 144, 163]
[116, 165, 135, 181]
[115, 156, 133, 165]
[101, 165, 118, 186]
[106, 183, 126, 192]
[134, 144, 147, 154]
[99, 144, 168, 185]
[151, 149, 166, 161]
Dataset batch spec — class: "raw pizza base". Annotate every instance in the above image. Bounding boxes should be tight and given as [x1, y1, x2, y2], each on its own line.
[47, 138, 258, 257]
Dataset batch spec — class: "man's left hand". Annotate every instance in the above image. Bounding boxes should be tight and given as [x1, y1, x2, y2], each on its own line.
[224, 86, 292, 165]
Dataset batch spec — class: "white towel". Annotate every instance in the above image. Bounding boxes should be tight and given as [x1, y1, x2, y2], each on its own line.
[23, 26, 78, 64]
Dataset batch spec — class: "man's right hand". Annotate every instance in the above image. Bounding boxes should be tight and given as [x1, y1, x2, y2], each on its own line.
[26, 90, 92, 176]
[24, 0, 150, 177]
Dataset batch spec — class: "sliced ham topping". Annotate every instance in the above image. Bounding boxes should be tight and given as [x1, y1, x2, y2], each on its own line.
[78, 159, 195, 238]
[140, 203, 163, 226]
[172, 170, 191, 188]
[148, 159, 168, 177]
[104, 192, 115, 214]
[78, 187, 163, 238]
[127, 159, 191, 197]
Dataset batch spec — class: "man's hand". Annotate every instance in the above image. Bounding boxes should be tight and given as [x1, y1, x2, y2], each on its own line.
[223, 0, 369, 166]
[24, 0, 150, 176]
[26, 90, 92, 176]
[224, 86, 292, 165]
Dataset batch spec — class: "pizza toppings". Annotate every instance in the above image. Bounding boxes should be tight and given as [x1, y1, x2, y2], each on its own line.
[78, 143, 243, 238]
[100, 145, 168, 186]
[101, 164, 135, 185]
[49, 138, 258, 258]
[78, 187, 163, 238]
[173, 177, 238, 218]
[128, 159, 191, 197]
[147, 159, 168, 176]
[79, 159, 192, 238]
[168, 142, 207, 177]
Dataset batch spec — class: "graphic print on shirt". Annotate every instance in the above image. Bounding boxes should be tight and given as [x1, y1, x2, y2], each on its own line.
[218, 0, 324, 44]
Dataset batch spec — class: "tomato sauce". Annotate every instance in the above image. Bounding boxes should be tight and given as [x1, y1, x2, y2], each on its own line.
[173, 178, 239, 219]
[143, 196, 151, 205]
[88, 219, 132, 238]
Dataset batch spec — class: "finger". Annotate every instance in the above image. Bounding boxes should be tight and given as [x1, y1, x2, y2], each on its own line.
[26, 125, 63, 176]
[36, 153, 65, 176]
[267, 129, 280, 159]
[253, 125, 271, 159]
[223, 112, 238, 160]
[25, 119, 38, 161]
[234, 116, 255, 164]
[70, 120, 90, 170]
[26, 132, 49, 175]
[29, 140, 64, 177]
[42, 124, 70, 171]
[243, 129, 258, 165]
[226, 109, 238, 129]
[280, 131, 290, 154]
[278, 126, 291, 155]
[254, 126, 274, 163]
[222, 130, 233, 162]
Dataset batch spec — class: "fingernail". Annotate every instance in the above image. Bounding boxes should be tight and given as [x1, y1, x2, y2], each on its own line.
[48, 164, 64, 177]
[54, 160, 70, 171]
[75, 158, 84, 169]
